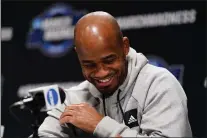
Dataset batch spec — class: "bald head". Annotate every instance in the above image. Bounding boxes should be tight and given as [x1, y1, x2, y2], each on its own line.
[74, 11, 123, 49]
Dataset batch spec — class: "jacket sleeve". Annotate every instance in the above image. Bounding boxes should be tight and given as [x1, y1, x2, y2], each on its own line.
[37, 115, 69, 137]
[93, 69, 192, 137]
[36, 103, 76, 138]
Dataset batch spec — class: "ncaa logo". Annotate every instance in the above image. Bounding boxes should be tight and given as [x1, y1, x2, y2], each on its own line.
[26, 3, 86, 58]
[147, 55, 184, 85]
[47, 89, 59, 106]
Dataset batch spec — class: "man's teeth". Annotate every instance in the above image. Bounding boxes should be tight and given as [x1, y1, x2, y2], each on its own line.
[98, 77, 112, 83]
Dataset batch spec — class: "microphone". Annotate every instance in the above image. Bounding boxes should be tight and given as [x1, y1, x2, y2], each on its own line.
[12, 85, 66, 112]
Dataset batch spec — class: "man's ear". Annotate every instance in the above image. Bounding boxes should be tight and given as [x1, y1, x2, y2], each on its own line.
[122, 37, 130, 56]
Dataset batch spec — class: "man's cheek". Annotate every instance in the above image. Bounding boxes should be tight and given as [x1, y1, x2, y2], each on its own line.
[83, 73, 93, 83]
[82, 70, 90, 80]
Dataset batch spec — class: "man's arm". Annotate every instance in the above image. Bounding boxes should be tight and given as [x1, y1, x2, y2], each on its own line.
[38, 115, 69, 137]
[93, 70, 192, 137]
[36, 103, 74, 138]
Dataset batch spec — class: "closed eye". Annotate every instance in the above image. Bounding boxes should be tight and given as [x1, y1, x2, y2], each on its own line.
[103, 58, 116, 64]
[82, 63, 96, 69]
[102, 54, 117, 64]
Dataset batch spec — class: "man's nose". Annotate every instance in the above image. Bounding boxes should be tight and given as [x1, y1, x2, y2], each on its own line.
[94, 65, 109, 79]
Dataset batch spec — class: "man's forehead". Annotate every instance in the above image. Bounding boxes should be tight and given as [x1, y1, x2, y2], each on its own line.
[76, 43, 119, 54]
[75, 30, 121, 54]
[76, 24, 115, 43]
[81, 54, 117, 63]
[76, 42, 121, 60]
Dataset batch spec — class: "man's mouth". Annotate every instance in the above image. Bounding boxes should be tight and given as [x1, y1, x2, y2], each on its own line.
[94, 76, 114, 88]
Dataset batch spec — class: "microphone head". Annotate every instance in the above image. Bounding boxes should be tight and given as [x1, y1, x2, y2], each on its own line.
[33, 92, 45, 109]
[12, 85, 66, 112]
[20, 91, 45, 110]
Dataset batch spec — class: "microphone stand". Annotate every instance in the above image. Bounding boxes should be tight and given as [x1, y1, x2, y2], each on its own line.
[9, 100, 41, 138]
[29, 106, 41, 138]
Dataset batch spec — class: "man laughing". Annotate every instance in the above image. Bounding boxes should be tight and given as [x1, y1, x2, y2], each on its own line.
[37, 11, 192, 137]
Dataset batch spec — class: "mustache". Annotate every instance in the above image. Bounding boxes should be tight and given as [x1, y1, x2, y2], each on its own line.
[90, 71, 116, 80]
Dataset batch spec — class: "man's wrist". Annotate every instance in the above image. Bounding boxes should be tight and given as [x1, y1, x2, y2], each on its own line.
[93, 116, 123, 137]
[92, 116, 104, 133]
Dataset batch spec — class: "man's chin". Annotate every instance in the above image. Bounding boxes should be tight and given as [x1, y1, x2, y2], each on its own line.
[96, 86, 117, 96]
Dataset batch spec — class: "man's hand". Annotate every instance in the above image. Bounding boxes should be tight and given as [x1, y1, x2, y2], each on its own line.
[59, 103, 104, 133]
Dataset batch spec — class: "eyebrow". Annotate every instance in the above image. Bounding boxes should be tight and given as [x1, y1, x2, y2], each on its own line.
[101, 54, 117, 60]
[81, 54, 117, 63]
[82, 60, 94, 64]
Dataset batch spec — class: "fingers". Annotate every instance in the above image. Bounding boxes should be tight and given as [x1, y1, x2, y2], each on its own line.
[59, 115, 73, 125]
[59, 108, 75, 124]
[66, 104, 81, 110]
[59, 103, 91, 125]
[60, 109, 73, 119]
[59, 103, 85, 124]
[66, 103, 89, 110]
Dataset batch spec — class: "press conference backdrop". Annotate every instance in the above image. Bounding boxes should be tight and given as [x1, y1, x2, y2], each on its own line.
[2, 1, 206, 138]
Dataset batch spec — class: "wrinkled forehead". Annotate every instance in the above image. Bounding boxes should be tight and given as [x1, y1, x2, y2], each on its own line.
[75, 37, 122, 60]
